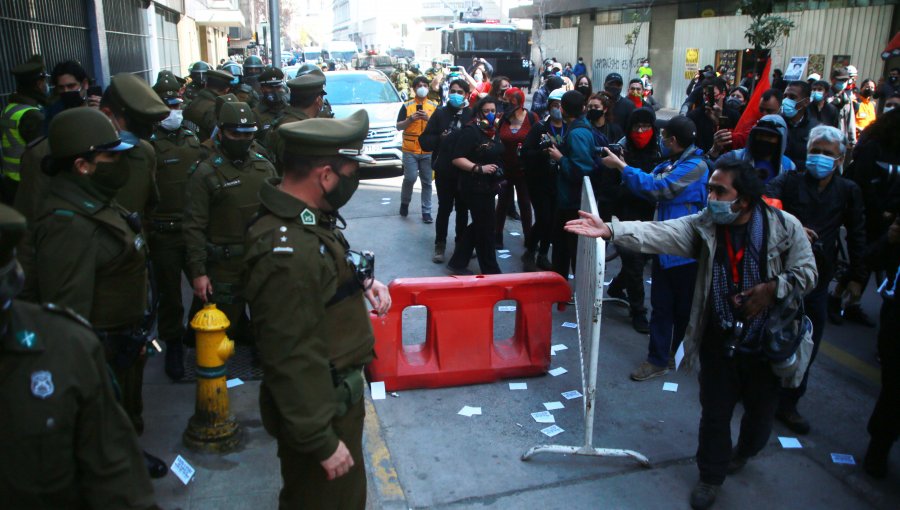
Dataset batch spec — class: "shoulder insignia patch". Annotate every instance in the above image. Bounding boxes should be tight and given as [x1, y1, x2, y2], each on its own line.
[214, 156, 224, 165]
[16, 330, 36, 349]
[300, 208, 316, 225]
[52, 209, 75, 217]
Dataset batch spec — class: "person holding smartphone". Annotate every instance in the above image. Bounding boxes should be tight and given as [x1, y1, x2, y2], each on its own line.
[687, 76, 740, 152]
[396, 76, 439, 222]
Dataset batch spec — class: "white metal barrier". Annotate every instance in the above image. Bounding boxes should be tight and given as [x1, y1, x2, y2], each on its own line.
[521, 177, 650, 467]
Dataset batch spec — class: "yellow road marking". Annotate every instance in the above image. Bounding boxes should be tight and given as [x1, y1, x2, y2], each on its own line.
[363, 397, 406, 500]
[820, 341, 881, 385]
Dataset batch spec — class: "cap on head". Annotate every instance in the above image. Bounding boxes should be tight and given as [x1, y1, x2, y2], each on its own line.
[214, 93, 239, 117]
[663, 115, 697, 148]
[546, 76, 564, 91]
[206, 69, 235, 89]
[845, 65, 857, 77]
[604, 72, 623, 85]
[49, 107, 133, 158]
[277, 109, 374, 163]
[0, 203, 26, 265]
[258, 67, 285, 87]
[548, 88, 566, 102]
[153, 70, 184, 105]
[11, 55, 47, 82]
[108, 73, 171, 124]
[831, 67, 850, 80]
[807, 72, 822, 82]
[217, 101, 257, 133]
[287, 67, 326, 96]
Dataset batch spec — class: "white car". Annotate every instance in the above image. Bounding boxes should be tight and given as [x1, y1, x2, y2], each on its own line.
[325, 71, 404, 169]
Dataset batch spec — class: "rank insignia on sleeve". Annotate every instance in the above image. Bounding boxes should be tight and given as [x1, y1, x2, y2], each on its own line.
[300, 208, 316, 225]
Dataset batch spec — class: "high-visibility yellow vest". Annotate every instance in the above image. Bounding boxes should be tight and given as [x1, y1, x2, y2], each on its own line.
[1, 102, 39, 181]
[401, 99, 438, 155]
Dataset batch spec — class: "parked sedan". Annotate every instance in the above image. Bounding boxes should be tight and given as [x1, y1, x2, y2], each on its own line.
[325, 71, 404, 169]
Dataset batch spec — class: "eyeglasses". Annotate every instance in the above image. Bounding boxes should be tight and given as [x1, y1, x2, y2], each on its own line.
[632, 124, 653, 133]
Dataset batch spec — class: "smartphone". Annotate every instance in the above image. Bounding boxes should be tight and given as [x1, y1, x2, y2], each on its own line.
[450, 66, 462, 72]
[607, 143, 624, 157]
[704, 85, 716, 108]
[87, 85, 102, 97]
[416, 104, 423, 112]
[718, 115, 734, 130]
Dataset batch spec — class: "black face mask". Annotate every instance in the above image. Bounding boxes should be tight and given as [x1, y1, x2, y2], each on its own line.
[749, 138, 777, 161]
[605, 86, 622, 98]
[87, 157, 130, 200]
[860, 89, 874, 98]
[59, 90, 85, 109]
[220, 136, 253, 162]
[586, 109, 605, 124]
[576, 86, 591, 98]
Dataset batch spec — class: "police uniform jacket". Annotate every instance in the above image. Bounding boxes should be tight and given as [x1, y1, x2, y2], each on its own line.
[244, 178, 374, 460]
[182, 89, 217, 141]
[150, 126, 202, 224]
[0, 300, 156, 509]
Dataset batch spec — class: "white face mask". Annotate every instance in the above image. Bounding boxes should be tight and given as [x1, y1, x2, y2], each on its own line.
[160, 109, 183, 131]
[415, 86, 428, 99]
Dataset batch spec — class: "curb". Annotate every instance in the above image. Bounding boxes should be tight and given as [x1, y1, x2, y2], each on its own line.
[362, 392, 408, 510]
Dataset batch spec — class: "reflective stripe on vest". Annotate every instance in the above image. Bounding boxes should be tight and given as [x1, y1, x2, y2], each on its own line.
[1, 103, 39, 181]
[401, 99, 437, 154]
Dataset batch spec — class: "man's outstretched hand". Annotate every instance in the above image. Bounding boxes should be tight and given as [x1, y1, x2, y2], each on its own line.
[565, 210, 612, 239]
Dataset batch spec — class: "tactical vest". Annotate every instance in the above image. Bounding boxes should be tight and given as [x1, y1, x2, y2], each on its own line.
[202, 153, 275, 246]
[1, 103, 39, 181]
[402, 99, 438, 154]
[151, 127, 202, 221]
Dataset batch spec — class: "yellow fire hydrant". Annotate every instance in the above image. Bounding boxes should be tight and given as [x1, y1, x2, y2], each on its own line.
[183, 304, 242, 452]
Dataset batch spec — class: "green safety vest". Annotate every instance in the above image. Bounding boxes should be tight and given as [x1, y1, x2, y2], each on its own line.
[1, 102, 39, 181]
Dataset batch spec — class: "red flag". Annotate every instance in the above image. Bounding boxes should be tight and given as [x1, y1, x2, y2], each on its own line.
[731, 57, 772, 149]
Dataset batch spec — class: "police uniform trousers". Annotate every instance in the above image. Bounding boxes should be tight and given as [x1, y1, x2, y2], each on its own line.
[103, 346, 149, 434]
[187, 258, 252, 345]
[149, 229, 188, 348]
[277, 399, 366, 510]
[697, 325, 781, 486]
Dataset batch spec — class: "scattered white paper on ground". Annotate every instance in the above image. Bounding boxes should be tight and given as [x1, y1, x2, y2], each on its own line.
[458, 406, 482, 417]
[831, 453, 856, 465]
[541, 425, 564, 437]
[498, 254, 512, 259]
[382, 197, 391, 201]
[370, 381, 387, 400]
[675, 343, 686, 371]
[509, 231, 521, 237]
[543, 401, 564, 411]
[497, 249, 510, 254]
[778, 437, 802, 449]
[509, 382, 528, 390]
[561, 322, 577, 329]
[549, 367, 568, 377]
[170, 455, 195, 485]
[498, 305, 517, 312]
[226, 378, 244, 389]
[381, 202, 391, 205]
[562, 390, 583, 400]
[531, 411, 555, 423]
[662, 382, 679, 392]
[551, 344, 568, 352]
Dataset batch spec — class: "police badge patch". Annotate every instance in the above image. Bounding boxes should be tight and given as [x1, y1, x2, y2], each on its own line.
[31, 371, 54, 399]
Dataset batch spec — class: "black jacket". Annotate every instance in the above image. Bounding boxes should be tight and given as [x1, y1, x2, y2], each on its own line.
[766, 171, 867, 285]
[611, 96, 636, 133]
[521, 120, 561, 187]
[687, 104, 741, 151]
[783, 112, 820, 172]
[809, 101, 840, 128]
[849, 138, 900, 242]
[420, 105, 472, 177]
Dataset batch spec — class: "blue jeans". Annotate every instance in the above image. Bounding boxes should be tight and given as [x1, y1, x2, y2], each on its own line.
[401, 152, 433, 214]
[647, 258, 698, 367]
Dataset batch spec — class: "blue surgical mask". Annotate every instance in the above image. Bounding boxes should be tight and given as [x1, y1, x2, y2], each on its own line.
[484, 112, 496, 125]
[549, 108, 562, 120]
[805, 154, 836, 179]
[834, 81, 847, 92]
[811, 91, 824, 103]
[781, 98, 798, 118]
[448, 93, 465, 108]
[707, 198, 740, 225]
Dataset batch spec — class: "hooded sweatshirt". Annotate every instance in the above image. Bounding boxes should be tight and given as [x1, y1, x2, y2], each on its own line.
[717, 114, 796, 183]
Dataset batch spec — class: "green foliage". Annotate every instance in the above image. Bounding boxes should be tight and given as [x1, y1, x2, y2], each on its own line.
[741, 0, 795, 50]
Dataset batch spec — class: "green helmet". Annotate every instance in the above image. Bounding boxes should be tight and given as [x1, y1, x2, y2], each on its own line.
[190, 61, 211, 84]
[222, 61, 243, 78]
[48, 108, 133, 158]
[244, 55, 264, 78]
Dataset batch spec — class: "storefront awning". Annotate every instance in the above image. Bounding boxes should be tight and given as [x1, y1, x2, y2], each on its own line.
[194, 9, 245, 28]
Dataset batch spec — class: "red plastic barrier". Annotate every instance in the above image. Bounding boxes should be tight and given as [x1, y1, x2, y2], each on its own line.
[367, 272, 572, 391]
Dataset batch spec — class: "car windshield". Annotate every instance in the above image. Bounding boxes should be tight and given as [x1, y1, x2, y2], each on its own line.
[326, 73, 400, 104]
[327, 51, 357, 62]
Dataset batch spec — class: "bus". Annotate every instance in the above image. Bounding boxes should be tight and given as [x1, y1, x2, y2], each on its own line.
[441, 20, 531, 89]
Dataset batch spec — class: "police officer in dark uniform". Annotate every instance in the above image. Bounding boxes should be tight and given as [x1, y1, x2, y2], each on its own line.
[254, 67, 287, 149]
[99, 73, 170, 217]
[1, 55, 49, 204]
[183, 68, 234, 142]
[184, 101, 276, 345]
[199, 93, 271, 162]
[223, 60, 259, 108]
[0, 202, 160, 509]
[266, 67, 329, 166]
[184, 61, 211, 104]
[243, 55, 265, 95]
[150, 71, 204, 380]
[29, 107, 167, 477]
[244, 109, 391, 509]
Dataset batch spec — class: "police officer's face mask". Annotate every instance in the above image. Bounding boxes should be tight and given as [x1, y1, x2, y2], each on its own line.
[219, 132, 253, 162]
[87, 154, 130, 199]
[323, 161, 359, 211]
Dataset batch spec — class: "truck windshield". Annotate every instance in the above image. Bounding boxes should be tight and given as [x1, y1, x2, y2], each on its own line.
[457, 30, 516, 52]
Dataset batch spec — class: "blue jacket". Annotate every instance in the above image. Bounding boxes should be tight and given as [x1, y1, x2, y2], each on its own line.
[557, 116, 596, 209]
[573, 62, 587, 77]
[621, 145, 709, 268]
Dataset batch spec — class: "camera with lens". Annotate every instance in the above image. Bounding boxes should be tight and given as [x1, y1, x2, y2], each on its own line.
[539, 133, 555, 150]
[346, 250, 375, 290]
[604, 143, 624, 158]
